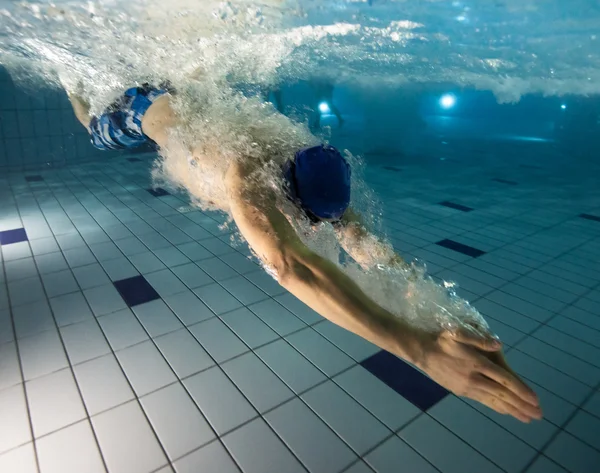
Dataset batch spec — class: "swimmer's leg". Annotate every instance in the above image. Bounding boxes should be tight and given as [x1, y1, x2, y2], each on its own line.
[67, 92, 92, 131]
[331, 103, 345, 127]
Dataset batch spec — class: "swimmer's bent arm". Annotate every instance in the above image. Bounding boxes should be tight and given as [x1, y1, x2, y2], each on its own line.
[335, 208, 408, 270]
[225, 161, 542, 423]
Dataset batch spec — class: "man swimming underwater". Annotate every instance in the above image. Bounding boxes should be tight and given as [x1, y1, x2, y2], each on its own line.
[67, 83, 542, 423]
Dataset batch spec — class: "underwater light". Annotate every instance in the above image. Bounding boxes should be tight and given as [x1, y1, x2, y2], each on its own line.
[561, 104, 567, 110]
[319, 102, 331, 114]
[440, 94, 456, 109]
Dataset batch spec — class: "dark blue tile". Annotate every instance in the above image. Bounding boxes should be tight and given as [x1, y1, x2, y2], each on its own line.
[113, 275, 160, 307]
[436, 239, 486, 258]
[127, 157, 142, 162]
[439, 201, 474, 212]
[361, 350, 448, 411]
[147, 187, 170, 197]
[25, 175, 43, 182]
[383, 166, 402, 172]
[491, 178, 518, 185]
[0, 228, 28, 245]
[580, 214, 600, 223]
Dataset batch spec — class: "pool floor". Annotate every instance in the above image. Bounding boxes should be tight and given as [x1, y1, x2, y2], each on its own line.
[0, 152, 599, 473]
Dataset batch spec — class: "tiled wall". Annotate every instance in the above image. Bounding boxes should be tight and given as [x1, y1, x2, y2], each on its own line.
[0, 66, 136, 171]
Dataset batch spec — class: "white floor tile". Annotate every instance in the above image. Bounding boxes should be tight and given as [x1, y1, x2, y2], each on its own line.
[0, 341, 22, 391]
[100, 256, 140, 281]
[176, 241, 213, 262]
[153, 247, 191, 268]
[333, 365, 420, 431]
[183, 366, 256, 435]
[170, 262, 213, 289]
[223, 418, 305, 473]
[13, 299, 55, 339]
[132, 299, 183, 338]
[60, 319, 111, 365]
[140, 383, 215, 461]
[515, 336, 600, 386]
[5, 257, 38, 282]
[84, 284, 127, 316]
[302, 381, 390, 455]
[548, 316, 600, 348]
[0, 442, 37, 473]
[9, 275, 45, 307]
[533, 325, 600, 368]
[195, 257, 238, 281]
[219, 276, 269, 305]
[188, 317, 248, 363]
[162, 291, 215, 326]
[29, 237, 60, 256]
[97, 308, 149, 351]
[2, 241, 32, 262]
[36, 420, 105, 473]
[18, 328, 68, 381]
[116, 340, 176, 396]
[256, 339, 326, 394]
[73, 353, 135, 416]
[145, 269, 188, 298]
[399, 415, 503, 473]
[524, 456, 568, 473]
[287, 327, 355, 377]
[50, 292, 93, 327]
[247, 299, 306, 337]
[544, 430, 600, 473]
[92, 400, 168, 473]
[274, 293, 323, 325]
[219, 252, 260, 274]
[174, 440, 239, 473]
[564, 409, 600, 451]
[313, 320, 380, 362]
[26, 368, 86, 438]
[265, 398, 357, 473]
[88, 242, 122, 263]
[582, 391, 600, 418]
[129, 251, 167, 274]
[244, 270, 287, 296]
[365, 435, 437, 473]
[0, 309, 13, 344]
[63, 247, 97, 268]
[219, 307, 279, 349]
[429, 396, 537, 472]
[72, 263, 111, 290]
[0, 384, 32, 454]
[506, 350, 591, 405]
[193, 283, 242, 315]
[115, 236, 148, 256]
[222, 352, 294, 413]
[154, 328, 214, 379]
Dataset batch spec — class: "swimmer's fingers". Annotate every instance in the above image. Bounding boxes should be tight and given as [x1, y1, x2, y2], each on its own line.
[477, 357, 540, 410]
[449, 326, 502, 352]
[470, 374, 542, 422]
[469, 387, 534, 423]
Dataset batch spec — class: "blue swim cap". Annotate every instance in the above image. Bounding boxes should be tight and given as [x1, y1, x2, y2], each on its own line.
[283, 144, 351, 221]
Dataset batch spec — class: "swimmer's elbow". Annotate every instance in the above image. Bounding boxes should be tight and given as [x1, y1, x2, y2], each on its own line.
[275, 246, 318, 289]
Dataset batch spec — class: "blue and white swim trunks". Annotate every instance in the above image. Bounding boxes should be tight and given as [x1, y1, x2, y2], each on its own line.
[89, 85, 168, 150]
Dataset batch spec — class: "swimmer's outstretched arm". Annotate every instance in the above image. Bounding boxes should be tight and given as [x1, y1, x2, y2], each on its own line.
[226, 161, 542, 423]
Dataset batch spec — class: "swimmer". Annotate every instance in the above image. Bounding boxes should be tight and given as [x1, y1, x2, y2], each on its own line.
[310, 81, 345, 129]
[67, 83, 542, 423]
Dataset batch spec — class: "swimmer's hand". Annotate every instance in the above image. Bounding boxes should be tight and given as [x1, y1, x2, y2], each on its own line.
[414, 328, 542, 423]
